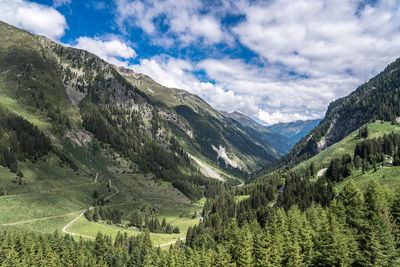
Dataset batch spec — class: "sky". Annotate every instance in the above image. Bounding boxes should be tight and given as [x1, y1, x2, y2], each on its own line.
[1, 0, 400, 125]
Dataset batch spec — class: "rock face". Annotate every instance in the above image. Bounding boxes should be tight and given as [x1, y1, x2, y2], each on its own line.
[212, 145, 242, 170]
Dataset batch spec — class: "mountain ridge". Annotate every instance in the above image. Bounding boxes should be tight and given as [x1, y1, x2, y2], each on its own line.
[220, 111, 294, 155]
[269, 119, 321, 143]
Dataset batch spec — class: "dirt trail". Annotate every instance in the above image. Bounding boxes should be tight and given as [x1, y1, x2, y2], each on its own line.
[157, 238, 186, 247]
[1, 211, 82, 226]
[61, 181, 119, 239]
[62, 209, 95, 239]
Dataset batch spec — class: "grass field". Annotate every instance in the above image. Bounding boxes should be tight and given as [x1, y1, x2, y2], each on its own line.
[0, 139, 202, 247]
[67, 207, 198, 247]
[293, 121, 400, 174]
[0, 213, 79, 234]
[335, 166, 400, 193]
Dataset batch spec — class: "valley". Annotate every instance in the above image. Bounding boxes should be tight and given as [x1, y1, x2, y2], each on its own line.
[0, 13, 400, 266]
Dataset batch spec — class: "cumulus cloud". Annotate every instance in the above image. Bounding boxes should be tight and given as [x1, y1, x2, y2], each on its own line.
[233, 0, 400, 87]
[130, 56, 255, 114]
[114, 0, 229, 45]
[74, 36, 137, 67]
[0, 0, 67, 39]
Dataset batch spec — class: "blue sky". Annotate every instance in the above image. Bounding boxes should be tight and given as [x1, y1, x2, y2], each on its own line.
[1, 0, 400, 124]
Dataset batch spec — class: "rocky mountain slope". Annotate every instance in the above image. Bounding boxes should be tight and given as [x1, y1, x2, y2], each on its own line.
[117, 67, 282, 172]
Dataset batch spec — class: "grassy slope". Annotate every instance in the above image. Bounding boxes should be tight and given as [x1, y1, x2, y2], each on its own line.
[293, 121, 400, 174]
[0, 82, 51, 131]
[289, 120, 400, 193]
[0, 145, 200, 242]
[335, 166, 400, 193]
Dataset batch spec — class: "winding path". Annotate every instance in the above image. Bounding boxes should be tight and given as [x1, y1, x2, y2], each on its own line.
[61, 179, 119, 239]
[62, 209, 95, 239]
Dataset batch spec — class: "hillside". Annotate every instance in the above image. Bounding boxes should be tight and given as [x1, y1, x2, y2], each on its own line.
[292, 121, 400, 174]
[265, 56, 400, 172]
[269, 119, 321, 143]
[118, 67, 281, 172]
[221, 111, 294, 155]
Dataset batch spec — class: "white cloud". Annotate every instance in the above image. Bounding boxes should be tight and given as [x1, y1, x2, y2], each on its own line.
[130, 56, 255, 114]
[0, 0, 68, 39]
[114, 0, 229, 45]
[233, 0, 400, 84]
[122, 0, 400, 124]
[74, 36, 137, 67]
[53, 0, 71, 8]
[258, 110, 314, 125]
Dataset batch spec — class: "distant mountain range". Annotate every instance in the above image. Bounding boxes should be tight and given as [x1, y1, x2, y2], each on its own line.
[269, 119, 321, 143]
[221, 111, 294, 155]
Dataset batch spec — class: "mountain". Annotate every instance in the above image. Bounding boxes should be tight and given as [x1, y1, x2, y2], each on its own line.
[265, 56, 400, 172]
[117, 67, 282, 172]
[269, 119, 321, 143]
[221, 111, 294, 155]
[0, 19, 286, 208]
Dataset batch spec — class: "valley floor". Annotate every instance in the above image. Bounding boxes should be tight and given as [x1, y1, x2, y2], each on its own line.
[0, 144, 202, 248]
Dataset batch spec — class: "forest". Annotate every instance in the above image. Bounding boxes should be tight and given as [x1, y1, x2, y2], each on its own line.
[1, 177, 399, 266]
[0, 104, 51, 174]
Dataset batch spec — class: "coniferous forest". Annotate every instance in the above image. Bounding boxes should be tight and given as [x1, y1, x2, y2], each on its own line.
[1, 178, 399, 266]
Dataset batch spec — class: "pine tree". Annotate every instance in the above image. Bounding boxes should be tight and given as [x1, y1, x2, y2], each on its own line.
[235, 223, 253, 267]
[93, 207, 100, 222]
[391, 190, 400, 227]
[253, 226, 271, 267]
[354, 155, 362, 169]
[1, 249, 20, 266]
[363, 181, 397, 266]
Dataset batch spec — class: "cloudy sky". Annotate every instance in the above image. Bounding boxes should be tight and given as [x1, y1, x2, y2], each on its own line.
[1, 0, 400, 125]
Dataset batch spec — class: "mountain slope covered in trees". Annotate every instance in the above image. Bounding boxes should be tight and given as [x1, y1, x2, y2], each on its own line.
[0, 19, 281, 195]
[118, 67, 282, 171]
[265, 57, 400, 172]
